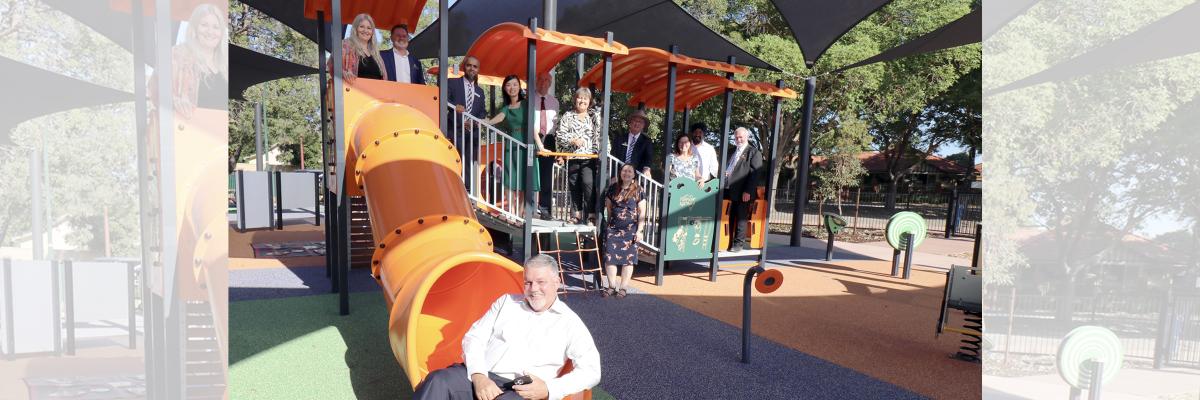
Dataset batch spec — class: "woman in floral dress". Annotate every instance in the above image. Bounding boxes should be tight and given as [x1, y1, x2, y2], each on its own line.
[602, 164, 645, 298]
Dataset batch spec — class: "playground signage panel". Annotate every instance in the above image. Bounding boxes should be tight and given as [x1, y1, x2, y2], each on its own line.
[664, 177, 720, 261]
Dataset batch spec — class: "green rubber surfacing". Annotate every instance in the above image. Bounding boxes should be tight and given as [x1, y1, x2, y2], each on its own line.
[230, 292, 616, 399]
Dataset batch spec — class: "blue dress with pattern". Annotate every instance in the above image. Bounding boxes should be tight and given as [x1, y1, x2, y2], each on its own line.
[604, 184, 642, 266]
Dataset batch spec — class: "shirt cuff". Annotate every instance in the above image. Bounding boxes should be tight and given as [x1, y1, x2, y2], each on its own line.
[544, 378, 564, 400]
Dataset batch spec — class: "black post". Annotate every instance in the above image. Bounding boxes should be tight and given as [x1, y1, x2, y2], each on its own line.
[757, 80, 785, 270]
[891, 247, 902, 277]
[438, 0, 449, 134]
[127, 262, 136, 349]
[489, 85, 497, 116]
[789, 77, 816, 246]
[577, 52, 586, 82]
[742, 265, 764, 363]
[655, 44, 678, 286]
[825, 229, 835, 261]
[274, 171, 284, 229]
[64, 260, 75, 355]
[945, 189, 957, 238]
[330, 0, 349, 316]
[1088, 360, 1104, 400]
[3, 259, 12, 359]
[902, 232, 914, 280]
[522, 18, 539, 262]
[317, 10, 334, 280]
[313, 172, 321, 226]
[971, 224, 982, 270]
[595, 33, 613, 235]
[1154, 285, 1172, 369]
[710, 56, 736, 282]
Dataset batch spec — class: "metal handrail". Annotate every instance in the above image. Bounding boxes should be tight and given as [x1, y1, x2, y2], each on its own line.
[606, 154, 663, 251]
[446, 105, 530, 223]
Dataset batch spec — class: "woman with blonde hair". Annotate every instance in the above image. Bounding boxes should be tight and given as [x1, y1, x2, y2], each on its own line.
[165, 3, 228, 117]
[338, 13, 387, 82]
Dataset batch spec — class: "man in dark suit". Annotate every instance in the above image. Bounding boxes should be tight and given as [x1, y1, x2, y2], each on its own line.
[446, 56, 485, 195]
[723, 127, 764, 252]
[612, 109, 653, 176]
[381, 25, 426, 85]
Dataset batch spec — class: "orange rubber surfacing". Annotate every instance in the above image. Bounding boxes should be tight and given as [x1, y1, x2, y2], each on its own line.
[467, 22, 629, 81]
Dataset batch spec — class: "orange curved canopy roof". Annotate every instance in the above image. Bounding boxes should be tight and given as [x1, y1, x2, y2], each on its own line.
[304, 0, 426, 30]
[466, 22, 629, 82]
[108, 0, 223, 20]
[425, 66, 523, 88]
[630, 74, 798, 111]
[578, 47, 748, 94]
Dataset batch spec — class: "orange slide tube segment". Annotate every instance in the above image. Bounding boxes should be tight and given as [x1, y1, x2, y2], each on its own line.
[339, 78, 526, 387]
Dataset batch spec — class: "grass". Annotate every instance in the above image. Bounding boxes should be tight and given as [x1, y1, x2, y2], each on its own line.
[230, 292, 615, 399]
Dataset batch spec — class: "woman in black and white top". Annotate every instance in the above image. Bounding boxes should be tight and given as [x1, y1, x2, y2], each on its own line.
[555, 87, 606, 225]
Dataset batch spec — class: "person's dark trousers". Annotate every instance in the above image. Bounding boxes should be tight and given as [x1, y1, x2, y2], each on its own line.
[537, 134, 556, 217]
[413, 364, 523, 400]
[568, 159, 597, 220]
[727, 194, 751, 250]
[453, 117, 478, 196]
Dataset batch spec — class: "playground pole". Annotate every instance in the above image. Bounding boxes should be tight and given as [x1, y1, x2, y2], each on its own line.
[757, 80, 786, 270]
[317, 12, 334, 282]
[596, 33, 614, 240]
[789, 77, 816, 246]
[330, 0, 350, 316]
[742, 265, 765, 363]
[437, 0, 448, 135]
[709, 56, 736, 282]
[681, 107, 690, 137]
[654, 44, 678, 286]
[522, 18, 539, 262]
[577, 53, 586, 82]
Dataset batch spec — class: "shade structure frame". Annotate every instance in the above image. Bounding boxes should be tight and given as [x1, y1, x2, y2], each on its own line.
[578, 47, 748, 95]
[629, 74, 799, 112]
[465, 22, 629, 82]
[303, 0, 427, 31]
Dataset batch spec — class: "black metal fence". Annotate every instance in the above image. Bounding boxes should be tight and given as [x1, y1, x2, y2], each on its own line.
[768, 179, 980, 237]
[983, 290, 1200, 368]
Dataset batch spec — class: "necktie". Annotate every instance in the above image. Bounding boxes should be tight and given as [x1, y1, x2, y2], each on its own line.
[539, 97, 548, 136]
[464, 80, 474, 114]
[626, 134, 636, 163]
[726, 146, 745, 178]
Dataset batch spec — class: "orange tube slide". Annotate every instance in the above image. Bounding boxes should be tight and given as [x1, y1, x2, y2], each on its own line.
[338, 79, 525, 387]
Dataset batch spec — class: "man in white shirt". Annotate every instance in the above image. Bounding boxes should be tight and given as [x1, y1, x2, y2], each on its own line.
[531, 72, 559, 218]
[413, 255, 602, 400]
[688, 122, 719, 183]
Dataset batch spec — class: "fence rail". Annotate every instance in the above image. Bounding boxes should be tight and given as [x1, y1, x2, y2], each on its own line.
[981, 293, 1200, 368]
[768, 178, 980, 236]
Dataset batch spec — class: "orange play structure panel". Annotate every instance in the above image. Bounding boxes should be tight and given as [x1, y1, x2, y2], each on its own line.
[578, 47, 747, 94]
[467, 22, 629, 81]
[630, 74, 799, 111]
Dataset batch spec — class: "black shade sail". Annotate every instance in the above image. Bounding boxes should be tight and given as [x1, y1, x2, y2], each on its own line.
[0, 57, 132, 143]
[983, 0, 1040, 40]
[989, 3, 1200, 94]
[834, 8, 980, 73]
[43, 0, 171, 61]
[239, 0, 333, 50]
[409, 0, 778, 71]
[229, 44, 319, 101]
[769, 0, 894, 68]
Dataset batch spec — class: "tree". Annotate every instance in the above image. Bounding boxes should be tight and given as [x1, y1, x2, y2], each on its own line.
[811, 117, 870, 215]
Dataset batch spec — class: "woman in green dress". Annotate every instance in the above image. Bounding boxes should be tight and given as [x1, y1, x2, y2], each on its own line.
[485, 75, 543, 214]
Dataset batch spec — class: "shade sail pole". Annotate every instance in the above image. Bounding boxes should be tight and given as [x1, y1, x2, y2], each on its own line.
[596, 33, 614, 243]
[316, 11, 336, 285]
[710, 55, 736, 282]
[654, 44, 678, 286]
[789, 77, 815, 247]
[522, 18, 539, 262]
[438, 0, 449, 134]
[758, 80, 786, 269]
